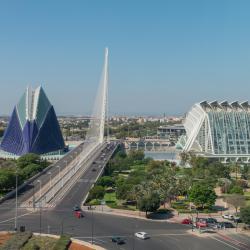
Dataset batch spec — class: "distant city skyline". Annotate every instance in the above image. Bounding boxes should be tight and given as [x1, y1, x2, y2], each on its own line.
[0, 1, 250, 116]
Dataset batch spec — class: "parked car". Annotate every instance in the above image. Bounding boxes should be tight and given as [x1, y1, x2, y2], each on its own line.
[233, 216, 242, 223]
[196, 218, 207, 228]
[206, 218, 218, 224]
[111, 236, 125, 245]
[217, 222, 235, 228]
[222, 214, 234, 220]
[181, 218, 193, 225]
[134, 232, 150, 240]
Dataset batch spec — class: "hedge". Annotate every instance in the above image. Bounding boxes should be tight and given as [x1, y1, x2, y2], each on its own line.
[0, 231, 32, 250]
[53, 235, 71, 250]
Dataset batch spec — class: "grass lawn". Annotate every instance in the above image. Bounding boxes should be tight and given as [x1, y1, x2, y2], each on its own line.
[244, 191, 250, 206]
[130, 164, 146, 170]
[104, 192, 117, 203]
[88, 199, 101, 205]
[21, 236, 57, 250]
[104, 192, 137, 210]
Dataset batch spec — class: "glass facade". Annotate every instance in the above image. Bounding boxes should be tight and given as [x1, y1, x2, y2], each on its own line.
[207, 111, 250, 155]
[181, 101, 250, 161]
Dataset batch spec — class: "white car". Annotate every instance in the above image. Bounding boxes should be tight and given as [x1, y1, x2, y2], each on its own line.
[222, 214, 234, 220]
[134, 232, 150, 240]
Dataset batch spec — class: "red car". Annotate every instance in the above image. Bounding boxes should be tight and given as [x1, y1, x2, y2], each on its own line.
[181, 218, 192, 224]
[196, 219, 207, 228]
[74, 211, 83, 218]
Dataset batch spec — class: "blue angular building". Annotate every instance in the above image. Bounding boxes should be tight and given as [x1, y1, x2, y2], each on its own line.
[0, 86, 65, 156]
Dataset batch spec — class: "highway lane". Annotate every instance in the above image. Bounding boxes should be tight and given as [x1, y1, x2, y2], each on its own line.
[55, 142, 116, 209]
[0, 143, 85, 209]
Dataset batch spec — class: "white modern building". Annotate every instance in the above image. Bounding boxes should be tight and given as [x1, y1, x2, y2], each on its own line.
[178, 101, 250, 163]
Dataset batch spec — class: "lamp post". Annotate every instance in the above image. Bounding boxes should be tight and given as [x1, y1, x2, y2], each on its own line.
[48, 172, 52, 187]
[91, 209, 94, 244]
[56, 165, 61, 179]
[64, 160, 67, 167]
[14, 165, 18, 231]
[37, 180, 42, 198]
[32, 182, 35, 209]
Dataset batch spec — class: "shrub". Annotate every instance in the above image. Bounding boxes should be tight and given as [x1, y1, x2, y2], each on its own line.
[240, 206, 250, 225]
[53, 235, 71, 250]
[88, 185, 105, 200]
[171, 202, 188, 210]
[229, 185, 244, 195]
[1, 231, 32, 250]
[97, 176, 115, 187]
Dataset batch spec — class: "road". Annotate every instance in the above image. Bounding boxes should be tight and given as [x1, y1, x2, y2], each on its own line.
[0, 143, 85, 208]
[0, 142, 250, 250]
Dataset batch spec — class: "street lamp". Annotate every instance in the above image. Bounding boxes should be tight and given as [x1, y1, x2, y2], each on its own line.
[91, 209, 94, 245]
[48, 172, 52, 187]
[64, 160, 70, 174]
[64, 160, 67, 167]
[37, 180, 42, 198]
[56, 165, 61, 179]
[14, 165, 18, 231]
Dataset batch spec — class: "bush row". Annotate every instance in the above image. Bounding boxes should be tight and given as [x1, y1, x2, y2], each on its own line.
[0, 231, 32, 250]
[53, 235, 71, 250]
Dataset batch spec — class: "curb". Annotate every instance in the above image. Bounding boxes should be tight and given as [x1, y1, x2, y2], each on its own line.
[82, 207, 179, 223]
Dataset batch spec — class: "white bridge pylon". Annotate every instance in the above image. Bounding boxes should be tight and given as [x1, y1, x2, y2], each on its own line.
[27, 48, 110, 208]
[80, 47, 109, 159]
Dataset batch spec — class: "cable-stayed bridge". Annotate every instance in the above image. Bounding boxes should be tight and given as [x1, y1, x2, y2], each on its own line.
[4, 48, 119, 209]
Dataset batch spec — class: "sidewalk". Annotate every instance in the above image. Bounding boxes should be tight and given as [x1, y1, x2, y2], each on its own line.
[82, 205, 190, 223]
[82, 205, 148, 220]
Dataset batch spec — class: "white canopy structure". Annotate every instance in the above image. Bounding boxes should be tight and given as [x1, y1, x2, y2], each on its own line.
[178, 101, 250, 163]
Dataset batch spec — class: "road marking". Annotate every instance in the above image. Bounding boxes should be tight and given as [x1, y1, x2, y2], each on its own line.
[217, 233, 250, 249]
[210, 236, 241, 250]
[0, 211, 34, 224]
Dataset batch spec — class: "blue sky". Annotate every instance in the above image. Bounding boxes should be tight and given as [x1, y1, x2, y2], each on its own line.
[0, 0, 250, 116]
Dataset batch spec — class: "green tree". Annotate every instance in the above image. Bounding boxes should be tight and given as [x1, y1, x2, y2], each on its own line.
[116, 178, 133, 200]
[179, 152, 190, 166]
[241, 166, 250, 180]
[20, 164, 42, 180]
[137, 192, 161, 216]
[240, 206, 250, 225]
[188, 183, 217, 209]
[0, 170, 16, 190]
[208, 162, 230, 179]
[176, 175, 192, 196]
[89, 185, 105, 200]
[128, 150, 144, 162]
[97, 176, 114, 187]
[17, 153, 40, 169]
[229, 185, 244, 195]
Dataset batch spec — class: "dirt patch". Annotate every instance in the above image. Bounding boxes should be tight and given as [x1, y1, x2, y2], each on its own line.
[0, 233, 13, 246]
[69, 242, 94, 250]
